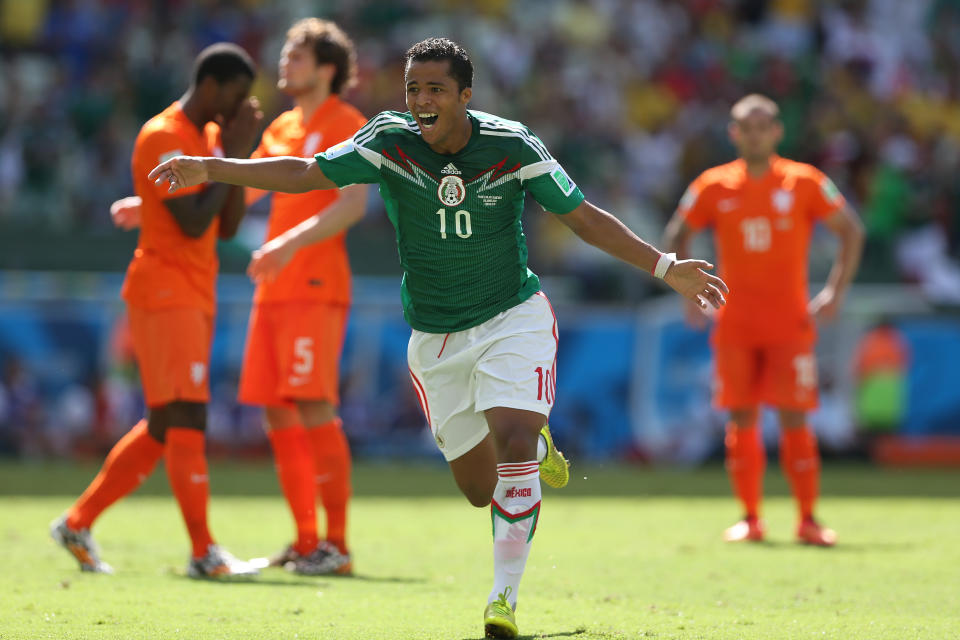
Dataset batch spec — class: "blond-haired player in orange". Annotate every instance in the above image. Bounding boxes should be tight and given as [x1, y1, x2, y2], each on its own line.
[664, 94, 864, 546]
[109, 21, 368, 576]
[52, 43, 264, 577]
[240, 18, 367, 575]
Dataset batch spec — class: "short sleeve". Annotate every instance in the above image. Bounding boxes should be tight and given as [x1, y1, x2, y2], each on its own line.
[676, 176, 715, 230]
[314, 129, 383, 189]
[133, 129, 204, 200]
[806, 170, 846, 221]
[517, 128, 585, 214]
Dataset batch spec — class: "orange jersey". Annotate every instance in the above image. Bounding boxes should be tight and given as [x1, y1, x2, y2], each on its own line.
[122, 102, 223, 315]
[252, 95, 366, 304]
[678, 156, 845, 345]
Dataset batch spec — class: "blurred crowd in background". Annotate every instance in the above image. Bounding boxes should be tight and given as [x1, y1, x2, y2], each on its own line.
[1, 0, 959, 460]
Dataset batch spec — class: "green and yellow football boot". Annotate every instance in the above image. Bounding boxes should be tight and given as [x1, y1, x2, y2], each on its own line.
[538, 425, 569, 489]
[484, 587, 518, 639]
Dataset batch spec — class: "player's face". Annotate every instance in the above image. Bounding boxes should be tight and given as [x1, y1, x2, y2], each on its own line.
[405, 60, 472, 148]
[278, 41, 325, 96]
[730, 110, 783, 163]
[215, 75, 253, 121]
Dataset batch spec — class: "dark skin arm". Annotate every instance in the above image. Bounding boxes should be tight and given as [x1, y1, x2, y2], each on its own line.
[217, 183, 246, 239]
[163, 96, 263, 239]
[163, 183, 238, 239]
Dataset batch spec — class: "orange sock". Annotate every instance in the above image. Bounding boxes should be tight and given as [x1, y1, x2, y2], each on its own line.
[307, 418, 351, 554]
[780, 426, 820, 520]
[724, 423, 765, 519]
[165, 428, 214, 558]
[66, 420, 163, 530]
[268, 425, 319, 555]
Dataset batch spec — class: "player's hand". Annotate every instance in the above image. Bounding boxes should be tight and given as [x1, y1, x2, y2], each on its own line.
[663, 259, 728, 310]
[220, 96, 263, 158]
[809, 285, 842, 321]
[149, 156, 208, 193]
[247, 237, 296, 284]
[110, 196, 142, 230]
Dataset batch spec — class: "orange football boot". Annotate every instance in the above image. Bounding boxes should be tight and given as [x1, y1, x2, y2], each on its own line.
[796, 517, 837, 547]
[723, 516, 766, 542]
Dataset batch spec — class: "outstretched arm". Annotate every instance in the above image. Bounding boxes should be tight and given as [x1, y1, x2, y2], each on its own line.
[247, 185, 369, 283]
[663, 210, 711, 328]
[555, 200, 728, 309]
[809, 205, 864, 320]
[149, 156, 337, 195]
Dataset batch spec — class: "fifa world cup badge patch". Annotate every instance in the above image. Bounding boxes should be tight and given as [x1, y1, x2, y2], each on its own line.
[772, 189, 794, 213]
[438, 175, 466, 206]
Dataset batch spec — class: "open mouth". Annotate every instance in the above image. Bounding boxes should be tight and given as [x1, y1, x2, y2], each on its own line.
[419, 112, 438, 129]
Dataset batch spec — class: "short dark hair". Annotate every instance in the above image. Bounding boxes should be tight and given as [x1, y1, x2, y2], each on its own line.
[404, 37, 473, 92]
[193, 42, 256, 87]
[287, 18, 358, 94]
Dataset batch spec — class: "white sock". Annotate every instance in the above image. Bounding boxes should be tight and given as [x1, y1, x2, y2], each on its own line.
[489, 461, 541, 610]
[536, 434, 547, 463]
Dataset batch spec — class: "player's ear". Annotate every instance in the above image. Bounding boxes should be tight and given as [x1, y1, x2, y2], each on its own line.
[460, 87, 472, 106]
[727, 121, 739, 144]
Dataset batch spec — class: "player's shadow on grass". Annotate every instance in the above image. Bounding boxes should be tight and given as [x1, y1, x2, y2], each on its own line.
[349, 573, 426, 584]
[734, 541, 916, 552]
[462, 628, 589, 640]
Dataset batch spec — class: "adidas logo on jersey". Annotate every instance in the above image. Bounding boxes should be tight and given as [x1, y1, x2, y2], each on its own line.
[441, 162, 461, 175]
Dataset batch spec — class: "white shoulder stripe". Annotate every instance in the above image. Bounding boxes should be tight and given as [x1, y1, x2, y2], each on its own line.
[519, 159, 559, 182]
[353, 112, 394, 140]
[478, 123, 550, 160]
[355, 144, 383, 169]
[478, 128, 549, 162]
[355, 115, 418, 147]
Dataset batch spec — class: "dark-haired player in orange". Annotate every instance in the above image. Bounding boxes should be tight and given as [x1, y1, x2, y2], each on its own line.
[51, 43, 263, 577]
[108, 21, 367, 576]
[664, 94, 864, 546]
[239, 18, 367, 575]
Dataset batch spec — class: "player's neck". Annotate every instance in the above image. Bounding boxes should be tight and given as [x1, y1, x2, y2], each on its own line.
[179, 91, 208, 131]
[744, 157, 772, 178]
[295, 86, 332, 124]
[428, 114, 472, 155]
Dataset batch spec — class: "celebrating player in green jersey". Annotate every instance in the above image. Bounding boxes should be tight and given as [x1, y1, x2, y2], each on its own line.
[151, 37, 727, 640]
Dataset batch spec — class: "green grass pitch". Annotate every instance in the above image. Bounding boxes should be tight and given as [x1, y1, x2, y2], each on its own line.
[1, 462, 958, 639]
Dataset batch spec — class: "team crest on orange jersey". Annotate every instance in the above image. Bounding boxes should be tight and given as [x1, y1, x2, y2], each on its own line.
[438, 175, 466, 206]
[772, 189, 794, 213]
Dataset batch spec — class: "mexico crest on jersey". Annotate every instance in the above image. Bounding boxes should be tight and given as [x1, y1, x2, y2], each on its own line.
[772, 188, 794, 214]
[438, 175, 466, 206]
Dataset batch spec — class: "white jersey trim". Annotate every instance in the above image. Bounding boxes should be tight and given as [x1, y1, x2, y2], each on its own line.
[355, 144, 383, 169]
[519, 159, 560, 183]
[478, 125, 550, 162]
[354, 114, 419, 148]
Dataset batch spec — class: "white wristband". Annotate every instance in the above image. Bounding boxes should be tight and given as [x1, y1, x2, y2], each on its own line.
[654, 252, 676, 279]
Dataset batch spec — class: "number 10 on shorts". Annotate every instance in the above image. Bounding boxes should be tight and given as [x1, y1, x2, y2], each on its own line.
[535, 365, 555, 404]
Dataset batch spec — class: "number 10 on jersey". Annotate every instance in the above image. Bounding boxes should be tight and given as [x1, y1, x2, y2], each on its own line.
[435, 208, 472, 239]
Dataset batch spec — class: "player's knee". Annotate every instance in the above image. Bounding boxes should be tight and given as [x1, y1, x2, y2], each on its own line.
[264, 405, 299, 431]
[167, 401, 207, 431]
[778, 409, 806, 429]
[297, 400, 337, 426]
[729, 408, 758, 428]
[146, 411, 167, 443]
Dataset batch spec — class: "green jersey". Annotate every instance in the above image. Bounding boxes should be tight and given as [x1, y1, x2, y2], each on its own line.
[315, 110, 585, 333]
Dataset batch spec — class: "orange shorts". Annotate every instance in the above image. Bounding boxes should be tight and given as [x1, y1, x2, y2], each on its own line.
[238, 301, 348, 408]
[128, 305, 213, 408]
[713, 341, 819, 410]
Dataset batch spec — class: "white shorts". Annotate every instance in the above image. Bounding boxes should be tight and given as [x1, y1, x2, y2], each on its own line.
[407, 292, 559, 461]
